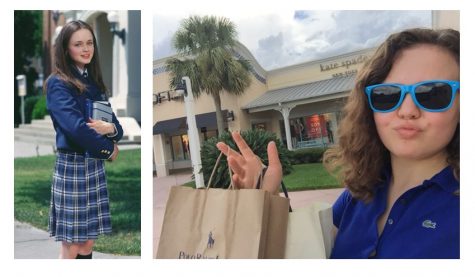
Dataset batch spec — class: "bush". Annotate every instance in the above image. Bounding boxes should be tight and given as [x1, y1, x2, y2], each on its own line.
[290, 147, 328, 164]
[200, 129, 293, 188]
[23, 96, 40, 124]
[32, 95, 48, 120]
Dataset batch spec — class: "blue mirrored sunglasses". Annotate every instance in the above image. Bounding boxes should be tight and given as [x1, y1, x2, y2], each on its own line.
[365, 80, 460, 113]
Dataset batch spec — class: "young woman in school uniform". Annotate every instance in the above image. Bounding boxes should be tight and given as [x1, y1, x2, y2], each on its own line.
[45, 20, 123, 259]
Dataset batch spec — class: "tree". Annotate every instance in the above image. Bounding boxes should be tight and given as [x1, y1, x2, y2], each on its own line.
[166, 15, 252, 135]
[14, 10, 43, 126]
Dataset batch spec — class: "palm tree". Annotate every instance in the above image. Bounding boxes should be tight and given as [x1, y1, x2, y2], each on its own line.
[166, 15, 252, 135]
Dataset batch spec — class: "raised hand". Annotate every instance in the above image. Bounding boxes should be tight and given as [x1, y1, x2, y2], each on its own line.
[216, 131, 282, 194]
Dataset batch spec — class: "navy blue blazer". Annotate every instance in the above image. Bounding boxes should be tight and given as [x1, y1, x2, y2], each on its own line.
[46, 69, 123, 160]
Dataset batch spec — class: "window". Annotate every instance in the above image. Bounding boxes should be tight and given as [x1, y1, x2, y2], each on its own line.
[282, 112, 340, 149]
[170, 134, 190, 161]
[200, 128, 218, 142]
[252, 123, 267, 131]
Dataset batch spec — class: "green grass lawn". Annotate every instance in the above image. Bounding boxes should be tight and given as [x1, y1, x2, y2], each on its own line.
[184, 163, 341, 191]
[14, 149, 141, 256]
[283, 163, 341, 191]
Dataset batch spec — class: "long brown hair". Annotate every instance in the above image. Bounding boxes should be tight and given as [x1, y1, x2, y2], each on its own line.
[44, 20, 107, 94]
[323, 28, 460, 201]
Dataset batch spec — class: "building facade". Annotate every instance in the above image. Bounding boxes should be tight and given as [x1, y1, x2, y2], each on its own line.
[153, 42, 374, 176]
[153, 10, 459, 177]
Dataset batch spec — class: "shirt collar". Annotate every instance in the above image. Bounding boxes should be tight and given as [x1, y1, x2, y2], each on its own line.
[427, 165, 459, 193]
[72, 65, 88, 78]
[378, 165, 459, 194]
[77, 66, 88, 77]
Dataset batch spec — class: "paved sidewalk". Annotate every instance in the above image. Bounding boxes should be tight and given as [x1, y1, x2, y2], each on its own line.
[14, 141, 56, 158]
[153, 170, 344, 257]
[14, 221, 139, 259]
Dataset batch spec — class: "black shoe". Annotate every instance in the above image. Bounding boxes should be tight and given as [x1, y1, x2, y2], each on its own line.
[76, 253, 92, 259]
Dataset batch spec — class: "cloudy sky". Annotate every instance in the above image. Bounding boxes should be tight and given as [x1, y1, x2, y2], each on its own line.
[153, 10, 431, 70]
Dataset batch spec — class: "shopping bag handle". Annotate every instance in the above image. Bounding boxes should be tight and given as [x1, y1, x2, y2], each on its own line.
[209, 148, 292, 213]
[209, 145, 265, 190]
[256, 167, 293, 212]
[281, 181, 293, 212]
[207, 151, 235, 189]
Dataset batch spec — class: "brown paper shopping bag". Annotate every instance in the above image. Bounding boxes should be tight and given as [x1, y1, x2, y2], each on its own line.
[157, 153, 290, 259]
[284, 201, 333, 259]
[157, 186, 290, 259]
[264, 192, 290, 258]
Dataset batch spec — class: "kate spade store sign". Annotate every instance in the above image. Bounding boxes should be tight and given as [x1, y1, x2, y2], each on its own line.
[320, 54, 369, 78]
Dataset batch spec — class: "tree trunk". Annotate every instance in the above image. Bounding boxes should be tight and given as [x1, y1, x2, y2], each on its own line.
[212, 93, 225, 135]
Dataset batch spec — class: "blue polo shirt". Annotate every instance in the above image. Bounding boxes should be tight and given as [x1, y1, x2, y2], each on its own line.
[331, 166, 459, 259]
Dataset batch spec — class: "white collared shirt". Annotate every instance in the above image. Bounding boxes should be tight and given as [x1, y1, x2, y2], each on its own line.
[76, 66, 88, 77]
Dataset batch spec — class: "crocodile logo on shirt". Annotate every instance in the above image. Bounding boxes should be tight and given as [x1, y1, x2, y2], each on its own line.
[422, 219, 437, 229]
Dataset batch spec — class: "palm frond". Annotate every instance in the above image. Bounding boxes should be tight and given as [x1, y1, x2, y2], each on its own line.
[222, 57, 252, 95]
[165, 57, 202, 96]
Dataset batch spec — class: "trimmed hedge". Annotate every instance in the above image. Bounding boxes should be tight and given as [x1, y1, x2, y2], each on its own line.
[23, 96, 40, 124]
[32, 95, 48, 120]
[290, 147, 328, 164]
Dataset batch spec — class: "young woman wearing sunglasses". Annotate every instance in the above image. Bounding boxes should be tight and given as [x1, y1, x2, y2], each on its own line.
[216, 28, 459, 258]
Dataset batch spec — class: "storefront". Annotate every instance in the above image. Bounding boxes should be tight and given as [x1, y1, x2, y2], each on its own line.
[153, 44, 374, 175]
[153, 110, 227, 172]
[283, 112, 340, 149]
[243, 69, 356, 150]
[153, 43, 373, 176]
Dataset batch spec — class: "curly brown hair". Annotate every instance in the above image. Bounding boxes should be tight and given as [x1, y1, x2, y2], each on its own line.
[323, 28, 460, 202]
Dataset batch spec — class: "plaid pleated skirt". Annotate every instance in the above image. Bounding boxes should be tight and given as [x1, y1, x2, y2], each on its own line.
[48, 151, 112, 243]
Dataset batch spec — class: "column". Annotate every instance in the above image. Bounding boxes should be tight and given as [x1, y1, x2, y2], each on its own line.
[154, 134, 169, 177]
[108, 11, 127, 116]
[275, 103, 296, 150]
[183, 77, 205, 188]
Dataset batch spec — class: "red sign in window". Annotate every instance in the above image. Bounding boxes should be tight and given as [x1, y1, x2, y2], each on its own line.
[305, 115, 327, 138]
